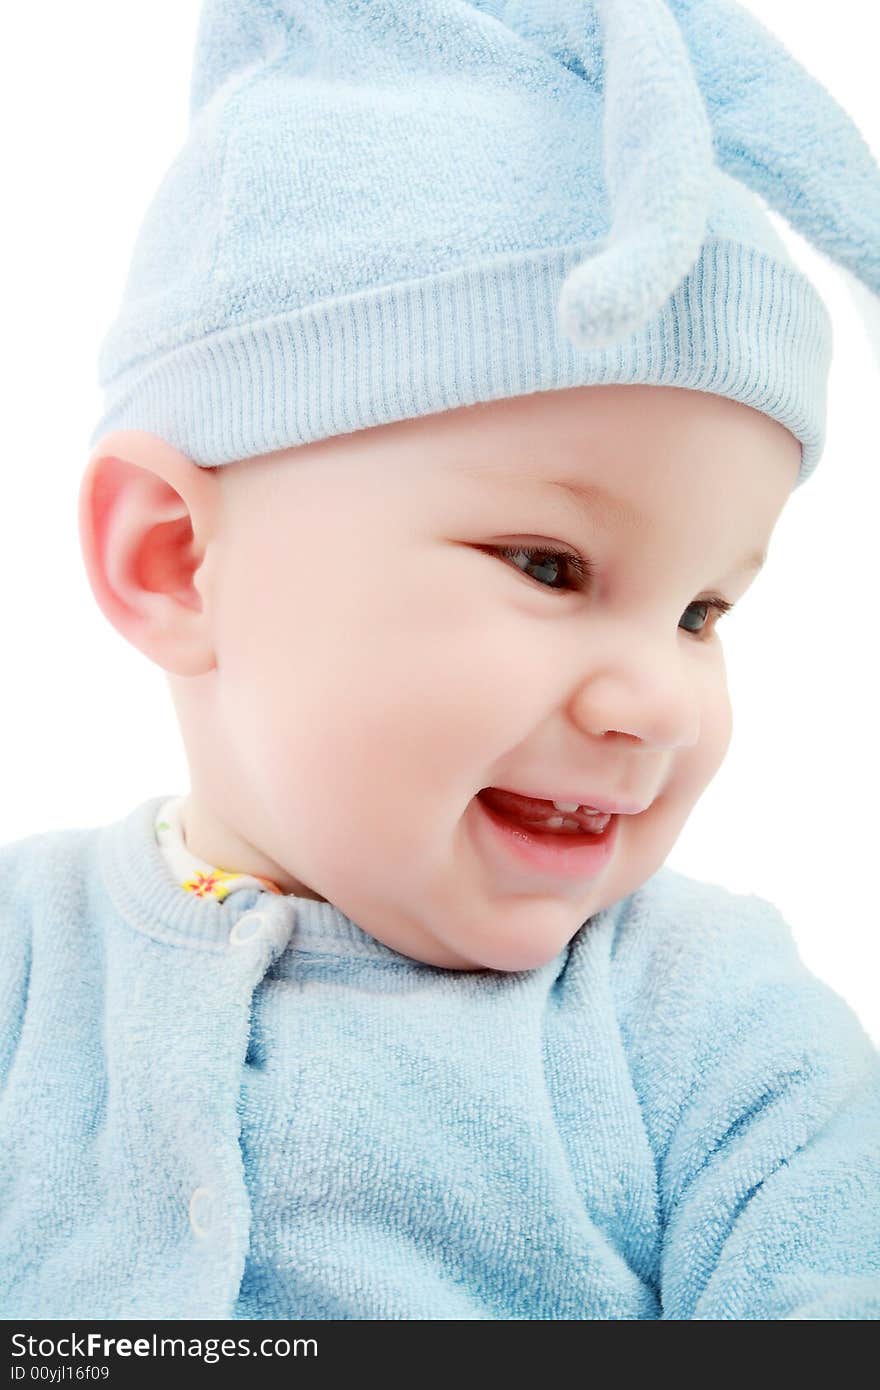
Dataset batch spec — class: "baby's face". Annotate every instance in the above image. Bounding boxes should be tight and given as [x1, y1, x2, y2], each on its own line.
[171, 384, 800, 971]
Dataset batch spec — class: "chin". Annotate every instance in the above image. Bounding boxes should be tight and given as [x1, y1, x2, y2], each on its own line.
[462, 939, 567, 974]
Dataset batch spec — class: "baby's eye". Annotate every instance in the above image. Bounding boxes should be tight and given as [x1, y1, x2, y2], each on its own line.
[491, 544, 733, 640]
[495, 543, 588, 591]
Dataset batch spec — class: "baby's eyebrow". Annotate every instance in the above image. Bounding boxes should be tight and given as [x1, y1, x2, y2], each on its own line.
[454, 462, 643, 532]
[551, 476, 768, 576]
[455, 464, 768, 577]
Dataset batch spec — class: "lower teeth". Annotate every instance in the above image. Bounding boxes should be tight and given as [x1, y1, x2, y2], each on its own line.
[524, 815, 604, 835]
[480, 791, 610, 836]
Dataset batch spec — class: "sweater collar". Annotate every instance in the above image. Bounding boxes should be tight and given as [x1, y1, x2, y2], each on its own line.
[99, 794, 424, 964]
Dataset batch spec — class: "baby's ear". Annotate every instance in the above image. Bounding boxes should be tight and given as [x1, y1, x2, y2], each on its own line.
[77, 430, 221, 677]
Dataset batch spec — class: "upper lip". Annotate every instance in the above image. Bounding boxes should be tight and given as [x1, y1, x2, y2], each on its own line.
[485, 786, 652, 816]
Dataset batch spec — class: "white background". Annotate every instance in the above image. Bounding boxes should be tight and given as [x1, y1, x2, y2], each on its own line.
[1, 2, 877, 1042]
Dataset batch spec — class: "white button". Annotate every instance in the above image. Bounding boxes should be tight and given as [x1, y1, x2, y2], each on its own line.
[188, 1185, 216, 1238]
[229, 910, 270, 945]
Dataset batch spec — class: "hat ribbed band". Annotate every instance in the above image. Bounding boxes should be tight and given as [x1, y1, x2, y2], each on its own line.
[89, 235, 831, 488]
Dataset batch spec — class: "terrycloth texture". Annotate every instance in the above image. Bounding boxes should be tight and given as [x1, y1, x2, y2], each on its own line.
[88, 0, 880, 488]
[1, 796, 878, 1320]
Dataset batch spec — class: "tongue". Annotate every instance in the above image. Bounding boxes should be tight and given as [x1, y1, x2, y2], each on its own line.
[481, 787, 598, 832]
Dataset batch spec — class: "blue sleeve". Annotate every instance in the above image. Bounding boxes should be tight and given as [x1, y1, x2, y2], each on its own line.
[655, 900, 880, 1320]
[0, 840, 32, 1096]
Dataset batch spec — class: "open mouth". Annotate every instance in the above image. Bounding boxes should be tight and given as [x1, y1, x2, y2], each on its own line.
[474, 789, 620, 882]
[477, 787, 613, 838]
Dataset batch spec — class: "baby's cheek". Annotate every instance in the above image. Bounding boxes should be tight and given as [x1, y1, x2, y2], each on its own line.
[695, 683, 734, 785]
[661, 679, 733, 814]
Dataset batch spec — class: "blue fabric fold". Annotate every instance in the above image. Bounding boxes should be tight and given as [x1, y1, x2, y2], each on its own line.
[561, 0, 879, 349]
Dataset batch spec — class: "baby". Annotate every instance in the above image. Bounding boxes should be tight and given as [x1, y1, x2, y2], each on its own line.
[2, 0, 879, 1320]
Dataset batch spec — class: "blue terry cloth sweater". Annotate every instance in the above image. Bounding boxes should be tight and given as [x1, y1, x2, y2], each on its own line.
[1, 794, 878, 1320]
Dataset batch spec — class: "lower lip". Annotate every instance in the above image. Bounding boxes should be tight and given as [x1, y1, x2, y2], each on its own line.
[473, 792, 620, 882]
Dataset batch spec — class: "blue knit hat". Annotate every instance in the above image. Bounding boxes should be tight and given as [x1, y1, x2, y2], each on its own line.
[89, 0, 880, 489]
